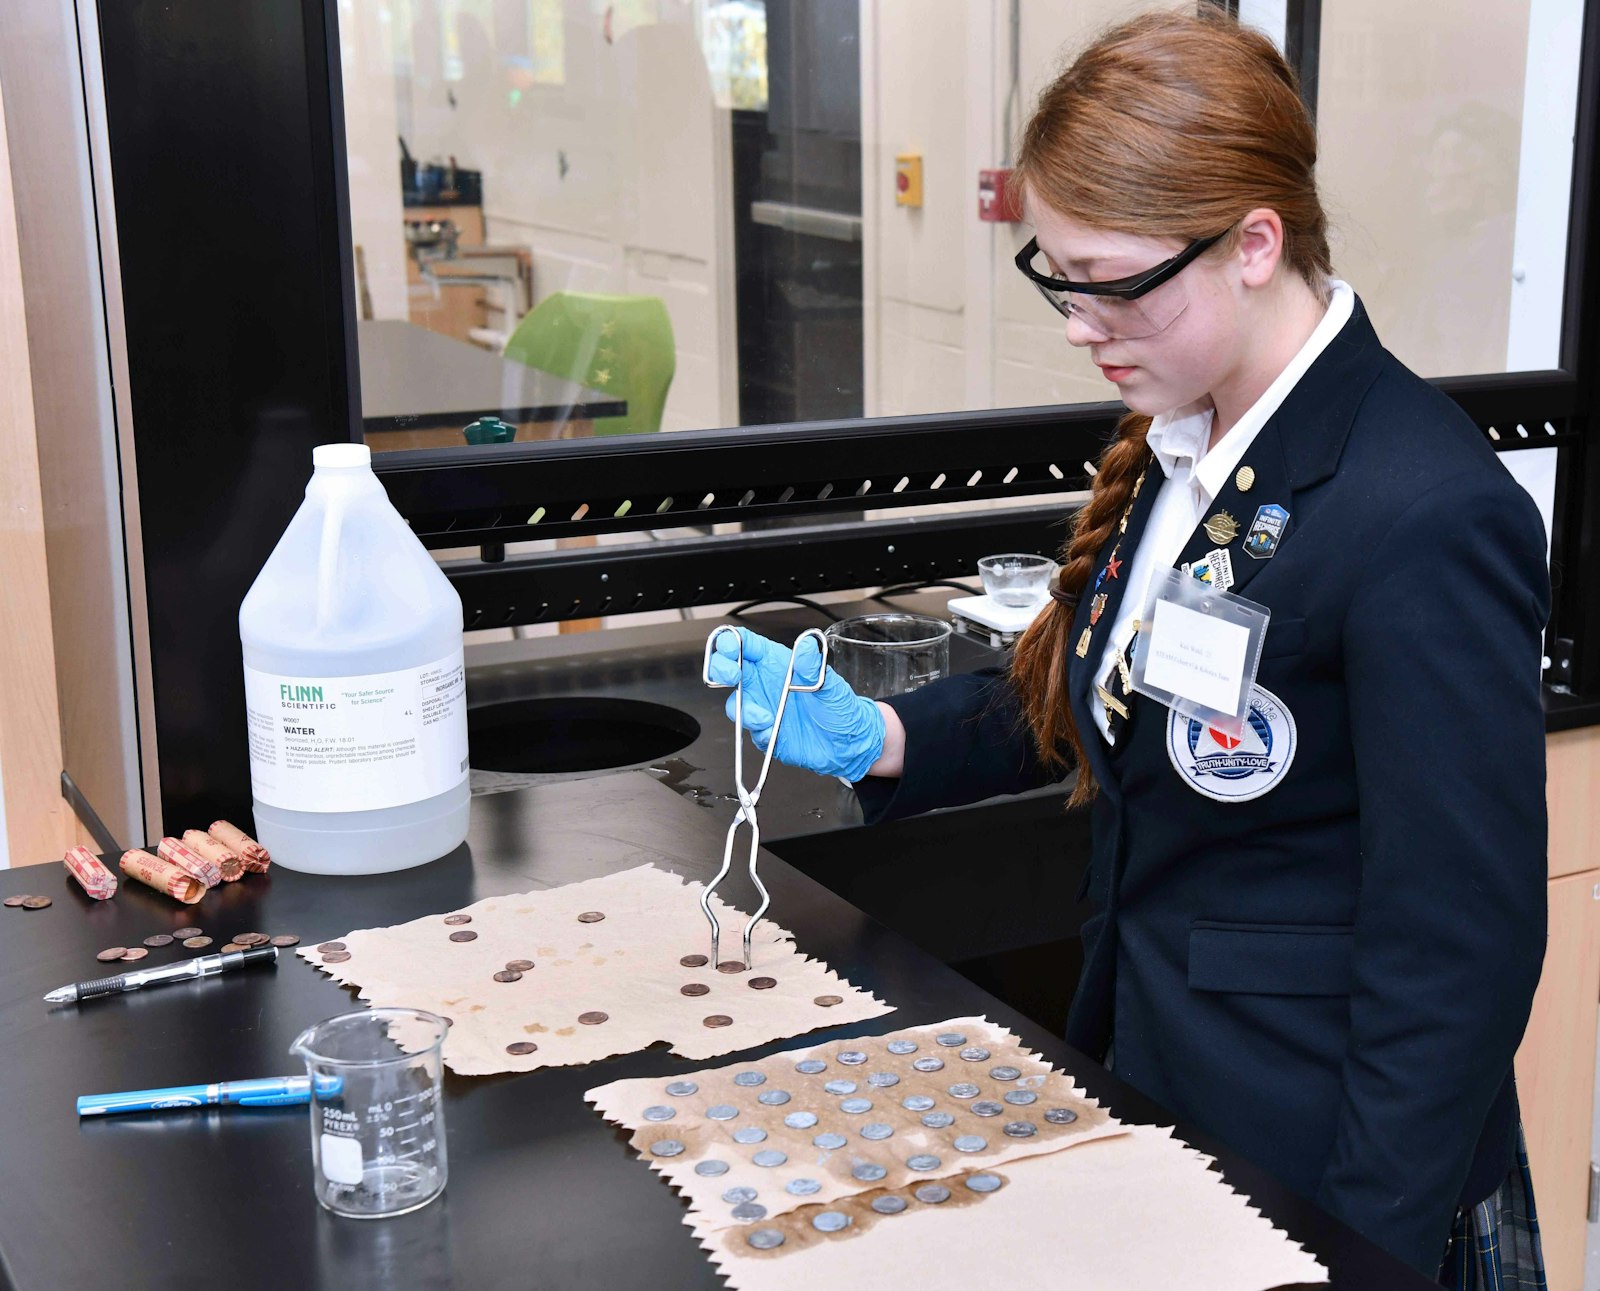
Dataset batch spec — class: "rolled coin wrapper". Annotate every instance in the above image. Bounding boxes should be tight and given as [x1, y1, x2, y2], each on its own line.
[156, 836, 221, 889]
[182, 829, 244, 883]
[62, 846, 117, 901]
[119, 849, 205, 905]
[208, 820, 270, 874]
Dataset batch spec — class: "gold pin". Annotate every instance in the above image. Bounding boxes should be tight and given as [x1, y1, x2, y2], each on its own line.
[1203, 511, 1241, 545]
[1076, 628, 1092, 658]
[1118, 514, 1128, 533]
[1116, 654, 1132, 690]
[1235, 465, 1256, 493]
[1095, 685, 1130, 720]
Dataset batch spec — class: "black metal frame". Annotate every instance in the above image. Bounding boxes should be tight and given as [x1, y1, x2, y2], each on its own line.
[93, 0, 1600, 826]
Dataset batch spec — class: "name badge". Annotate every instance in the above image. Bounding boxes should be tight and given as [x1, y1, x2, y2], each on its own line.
[1128, 567, 1270, 739]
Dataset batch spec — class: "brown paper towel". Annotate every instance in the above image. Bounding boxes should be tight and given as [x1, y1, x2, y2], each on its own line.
[300, 863, 893, 1075]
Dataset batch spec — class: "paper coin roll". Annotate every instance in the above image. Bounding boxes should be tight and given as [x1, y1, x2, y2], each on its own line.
[208, 820, 270, 874]
[62, 846, 117, 901]
[119, 850, 204, 905]
[157, 837, 221, 888]
[182, 829, 243, 883]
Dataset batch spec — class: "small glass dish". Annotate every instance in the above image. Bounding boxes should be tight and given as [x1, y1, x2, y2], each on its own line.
[977, 553, 1058, 608]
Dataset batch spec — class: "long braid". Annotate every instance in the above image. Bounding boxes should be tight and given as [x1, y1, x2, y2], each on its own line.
[1010, 412, 1153, 806]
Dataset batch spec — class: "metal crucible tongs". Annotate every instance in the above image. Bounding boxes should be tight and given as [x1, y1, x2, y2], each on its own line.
[699, 625, 830, 969]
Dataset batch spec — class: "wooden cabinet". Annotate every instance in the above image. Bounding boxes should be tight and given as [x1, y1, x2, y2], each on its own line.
[404, 203, 487, 345]
[1516, 726, 1600, 1290]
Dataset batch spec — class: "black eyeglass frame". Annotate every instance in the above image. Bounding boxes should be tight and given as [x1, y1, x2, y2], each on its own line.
[1014, 231, 1229, 299]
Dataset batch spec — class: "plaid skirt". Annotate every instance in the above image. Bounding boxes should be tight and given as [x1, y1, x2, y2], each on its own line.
[1436, 1122, 1547, 1290]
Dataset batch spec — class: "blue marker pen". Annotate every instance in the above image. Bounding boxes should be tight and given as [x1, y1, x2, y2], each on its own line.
[77, 1074, 342, 1117]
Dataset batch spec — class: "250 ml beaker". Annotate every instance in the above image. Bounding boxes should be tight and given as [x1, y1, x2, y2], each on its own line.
[824, 614, 952, 699]
[290, 1007, 449, 1218]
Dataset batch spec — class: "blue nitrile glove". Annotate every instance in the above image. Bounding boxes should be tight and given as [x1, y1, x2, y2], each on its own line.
[707, 627, 887, 782]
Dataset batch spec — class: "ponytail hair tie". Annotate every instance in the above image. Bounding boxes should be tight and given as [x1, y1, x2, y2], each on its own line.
[1047, 580, 1077, 610]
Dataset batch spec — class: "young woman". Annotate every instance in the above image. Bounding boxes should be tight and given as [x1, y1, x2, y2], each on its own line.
[708, 10, 1550, 1286]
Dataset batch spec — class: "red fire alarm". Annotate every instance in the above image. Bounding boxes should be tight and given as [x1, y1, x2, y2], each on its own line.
[978, 168, 1023, 223]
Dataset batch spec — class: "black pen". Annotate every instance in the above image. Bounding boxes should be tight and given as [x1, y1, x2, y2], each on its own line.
[44, 945, 278, 1004]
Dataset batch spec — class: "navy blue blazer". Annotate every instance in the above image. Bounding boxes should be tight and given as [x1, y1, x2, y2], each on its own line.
[857, 296, 1550, 1276]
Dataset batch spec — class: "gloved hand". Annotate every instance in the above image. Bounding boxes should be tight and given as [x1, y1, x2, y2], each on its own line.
[706, 627, 887, 782]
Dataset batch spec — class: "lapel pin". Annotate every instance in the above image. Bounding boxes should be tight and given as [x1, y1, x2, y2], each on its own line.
[1235, 465, 1256, 493]
[1202, 510, 1240, 546]
[1089, 591, 1108, 625]
[1076, 628, 1092, 658]
[1243, 503, 1290, 559]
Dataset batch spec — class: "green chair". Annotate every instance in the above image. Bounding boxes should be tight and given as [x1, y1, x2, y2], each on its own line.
[502, 291, 675, 438]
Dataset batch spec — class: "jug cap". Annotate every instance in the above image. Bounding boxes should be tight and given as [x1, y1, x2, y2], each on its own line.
[313, 443, 372, 470]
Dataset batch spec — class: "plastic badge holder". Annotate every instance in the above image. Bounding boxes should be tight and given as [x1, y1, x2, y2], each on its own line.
[1128, 567, 1270, 739]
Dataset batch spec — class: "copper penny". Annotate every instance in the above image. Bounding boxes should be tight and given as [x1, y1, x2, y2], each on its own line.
[577, 911, 605, 924]
[679, 954, 709, 968]
[493, 970, 523, 983]
[322, 951, 352, 963]
[443, 914, 471, 926]
[680, 983, 710, 997]
[119, 947, 149, 962]
[449, 930, 478, 943]
[813, 995, 843, 1007]
[578, 1011, 609, 1025]
[142, 934, 174, 948]
[220, 943, 248, 954]
[183, 936, 213, 949]
[506, 1041, 538, 1055]
[3, 895, 28, 908]
[317, 941, 347, 953]
[270, 935, 300, 948]
[716, 960, 747, 974]
[172, 926, 202, 939]
[748, 977, 778, 990]
[235, 933, 268, 947]
[505, 959, 535, 972]
[96, 947, 128, 962]
[703, 1014, 734, 1028]
[21, 896, 52, 910]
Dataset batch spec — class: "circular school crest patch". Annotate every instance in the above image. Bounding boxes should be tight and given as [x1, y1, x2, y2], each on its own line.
[1166, 684, 1296, 803]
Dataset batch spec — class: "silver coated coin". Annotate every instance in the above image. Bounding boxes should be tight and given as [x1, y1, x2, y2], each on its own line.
[733, 1126, 768, 1145]
[730, 1201, 768, 1222]
[906, 1154, 942, 1171]
[786, 1177, 822, 1196]
[838, 1097, 872, 1114]
[860, 1122, 894, 1141]
[650, 1139, 686, 1157]
[953, 1135, 987, 1153]
[1003, 1121, 1036, 1138]
[947, 1083, 980, 1099]
[665, 1080, 699, 1097]
[756, 1089, 791, 1106]
[901, 1094, 936, 1112]
[723, 1186, 759, 1204]
[823, 1079, 858, 1095]
[921, 1111, 955, 1129]
[914, 1184, 951, 1205]
[795, 1058, 828, 1075]
[751, 1149, 788, 1168]
[837, 1050, 868, 1066]
[706, 1104, 740, 1121]
[958, 1046, 991, 1062]
[812, 1211, 851, 1233]
[852, 1162, 887, 1182]
[886, 1039, 918, 1055]
[971, 1100, 1004, 1117]
[695, 1159, 731, 1177]
[643, 1106, 676, 1122]
[871, 1195, 908, 1215]
[965, 1173, 1003, 1193]
[936, 1033, 967, 1047]
[1045, 1107, 1079, 1124]
[813, 1132, 848, 1150]
[1003, 1090, 1038, 1106]
[911, 1057, 945, 1073]
[733, 1071, 767, 1087]
[747, 1228, 785, 1250]
[784, 1111, 819, 1130]
[989, 1066, 1022, 1081]
[865, 1071, 900, 1088]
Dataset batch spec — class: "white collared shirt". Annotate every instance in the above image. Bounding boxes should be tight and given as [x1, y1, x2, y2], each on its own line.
[1090, 279, 1355, 743]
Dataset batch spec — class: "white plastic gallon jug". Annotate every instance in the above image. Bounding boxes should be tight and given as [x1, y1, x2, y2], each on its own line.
[238, 443, 470, 873]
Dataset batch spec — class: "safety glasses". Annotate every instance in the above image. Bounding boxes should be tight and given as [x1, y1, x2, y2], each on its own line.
[1014, 231, 1227, 339]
